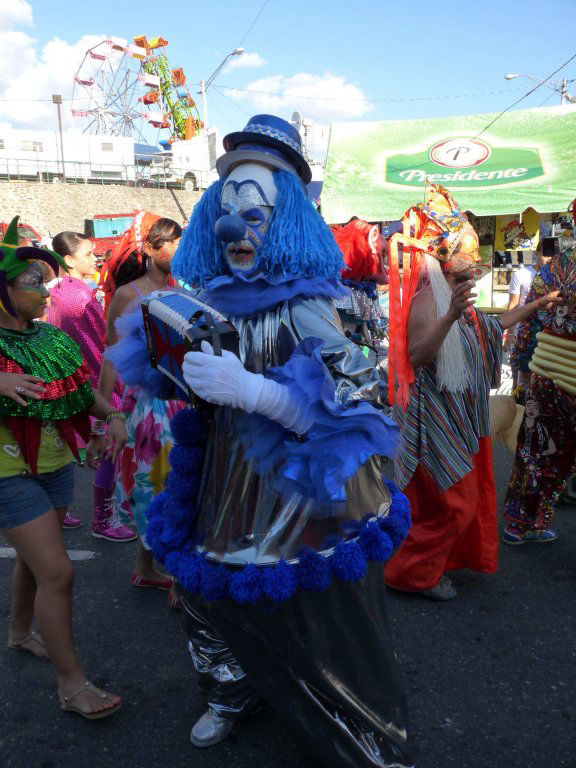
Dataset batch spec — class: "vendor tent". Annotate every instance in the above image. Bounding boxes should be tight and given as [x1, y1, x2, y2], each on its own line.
[322, 105, 576, 223]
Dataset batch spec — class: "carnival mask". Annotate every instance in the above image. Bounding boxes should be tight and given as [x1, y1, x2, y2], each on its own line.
[215, 163, 278, 273]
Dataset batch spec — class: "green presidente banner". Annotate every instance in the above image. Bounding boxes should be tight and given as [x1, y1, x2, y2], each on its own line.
[322, 105, 576, 223]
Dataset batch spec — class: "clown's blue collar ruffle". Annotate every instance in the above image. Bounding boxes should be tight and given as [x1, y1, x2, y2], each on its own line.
[203, 271, 349, 317]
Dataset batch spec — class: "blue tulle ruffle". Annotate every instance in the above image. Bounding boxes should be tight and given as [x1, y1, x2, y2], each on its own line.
[239, 337, 401, 504]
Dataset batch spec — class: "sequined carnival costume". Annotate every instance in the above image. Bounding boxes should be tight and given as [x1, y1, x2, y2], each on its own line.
[109, 115, 413, 767]
[0, 219, 94, 472]
[331, 218, 388, 354]
[504, 241, 576, 538]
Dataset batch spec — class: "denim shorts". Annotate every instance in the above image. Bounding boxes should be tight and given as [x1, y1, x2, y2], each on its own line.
[0, 463, 75, 530]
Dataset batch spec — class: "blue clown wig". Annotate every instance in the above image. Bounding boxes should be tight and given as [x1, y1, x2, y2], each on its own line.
[172, 170, 344, 287]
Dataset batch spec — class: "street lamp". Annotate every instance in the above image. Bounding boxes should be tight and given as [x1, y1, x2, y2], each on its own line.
[52, 94, 66, 180]
[199, 48, 244, 132]
[504, 73, 576, 104]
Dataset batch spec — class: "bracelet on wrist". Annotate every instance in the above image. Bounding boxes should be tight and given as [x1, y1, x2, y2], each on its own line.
[105, 410, 126, 425]
[91, 419, 107, 435]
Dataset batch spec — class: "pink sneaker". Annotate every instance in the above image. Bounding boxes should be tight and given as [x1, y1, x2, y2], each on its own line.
[92, 515, 138, 542]
[62, 514, 82, 529]
[92, 489, 137, 542]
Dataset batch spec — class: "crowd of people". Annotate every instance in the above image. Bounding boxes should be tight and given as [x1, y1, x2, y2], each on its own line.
[0, 113, 574, 766]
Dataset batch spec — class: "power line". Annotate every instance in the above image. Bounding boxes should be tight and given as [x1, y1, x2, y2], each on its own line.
[212, 86, 252, 118]
[235, 0, 271, 49]
[0, 85, 202, 104]
[213, 84, 530, 103]
[473, 52, 576, 138]
[207, 91, 241, 130]
[537, 90, 556, 108]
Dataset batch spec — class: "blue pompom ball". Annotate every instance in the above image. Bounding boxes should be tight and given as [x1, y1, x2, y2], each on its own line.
[330, 540, 368, 582]
[262, 560, 298, 603]
[162, 494, 195, 526]
[166, 470, 200, 502]
[297, 548, 331, 591]
[147, 491, 168, 520]
[169, 444, 204, 473]
[201, 562, 231, 602]
[229, 564, 264, 605]
[175, 551, 202, 592]
[359, 522, 393, 561]
[392, 492, 412, 528]
[160, 521, 193, 549]
[145, 512, 165, 550]
[170, 408, 206, 445]
[379, 514, 408, 549]
[164, 550, 182, 576]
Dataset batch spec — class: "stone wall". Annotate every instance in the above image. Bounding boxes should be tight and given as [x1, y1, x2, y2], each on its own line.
[0, 180, 201, 236]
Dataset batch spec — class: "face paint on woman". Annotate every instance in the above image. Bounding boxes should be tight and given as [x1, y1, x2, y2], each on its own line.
[11, 262, 49, 294]
[9, 262, 50, 318]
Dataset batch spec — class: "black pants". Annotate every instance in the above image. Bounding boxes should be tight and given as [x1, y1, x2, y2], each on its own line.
[180, 563, 413, 768]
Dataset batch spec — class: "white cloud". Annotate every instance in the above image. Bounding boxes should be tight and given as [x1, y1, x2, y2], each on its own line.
[224, 71, 373, 122]
[0, 31, 108, 131]
[0, 0, 33, 30]
[224, 51, 266, 72]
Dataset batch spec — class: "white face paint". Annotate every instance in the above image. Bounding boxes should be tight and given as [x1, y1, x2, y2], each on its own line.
[220, 163, 278, 273]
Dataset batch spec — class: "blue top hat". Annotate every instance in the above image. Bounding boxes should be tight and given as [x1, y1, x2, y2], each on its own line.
[216, 114, 312, 184]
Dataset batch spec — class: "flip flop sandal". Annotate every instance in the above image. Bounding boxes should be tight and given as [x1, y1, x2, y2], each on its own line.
[59, 681, 122, 720]
[8, 631, 50, 660]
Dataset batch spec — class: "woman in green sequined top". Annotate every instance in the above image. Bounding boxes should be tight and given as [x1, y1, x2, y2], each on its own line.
[0, 258, 127, 720]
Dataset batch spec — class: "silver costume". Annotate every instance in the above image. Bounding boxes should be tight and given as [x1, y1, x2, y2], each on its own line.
[197, 294, 392, 565]
[180, 293, 412, 768]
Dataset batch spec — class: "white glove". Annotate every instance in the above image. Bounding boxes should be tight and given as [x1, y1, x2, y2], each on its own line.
[183, 341, 265, 412]
[183, 341, 312, 434]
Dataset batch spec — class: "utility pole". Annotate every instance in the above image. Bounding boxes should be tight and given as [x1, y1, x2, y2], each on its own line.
[200, 80, 208, 134]
[560, 78, 567, 104]
[52, 94, 65, 180]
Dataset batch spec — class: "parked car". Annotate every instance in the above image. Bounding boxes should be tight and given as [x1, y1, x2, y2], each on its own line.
[0, 220, 43, 245]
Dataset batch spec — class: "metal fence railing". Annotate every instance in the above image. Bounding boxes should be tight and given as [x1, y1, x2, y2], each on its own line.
[0, 157, 215, 190]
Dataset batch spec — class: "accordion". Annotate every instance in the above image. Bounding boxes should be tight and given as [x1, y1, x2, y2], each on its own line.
[141, 290, 239, 398]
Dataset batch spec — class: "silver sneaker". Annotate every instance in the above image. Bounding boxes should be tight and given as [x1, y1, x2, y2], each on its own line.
[419, 575, 457, 601]
[190, 711, 235, 747]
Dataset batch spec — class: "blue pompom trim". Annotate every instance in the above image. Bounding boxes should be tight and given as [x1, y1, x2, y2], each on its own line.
[146, 400, 411, 608]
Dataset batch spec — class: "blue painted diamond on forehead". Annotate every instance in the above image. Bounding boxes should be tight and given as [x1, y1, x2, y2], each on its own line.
[222, 178, 272, 210]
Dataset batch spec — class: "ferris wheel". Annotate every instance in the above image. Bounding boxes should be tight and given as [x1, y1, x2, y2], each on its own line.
[134, 35, 203, 143]
[70, 37, 147, 138]
[70, 35, 204, 144]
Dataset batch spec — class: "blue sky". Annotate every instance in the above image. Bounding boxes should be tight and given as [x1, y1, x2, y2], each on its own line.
[1, 0, 575, 148]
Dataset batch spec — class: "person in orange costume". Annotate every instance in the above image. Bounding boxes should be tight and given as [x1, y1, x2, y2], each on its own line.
[384, 185, 560, 599]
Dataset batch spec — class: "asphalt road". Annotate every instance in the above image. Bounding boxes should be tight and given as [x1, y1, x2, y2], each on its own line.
[1, 443, 575, 768]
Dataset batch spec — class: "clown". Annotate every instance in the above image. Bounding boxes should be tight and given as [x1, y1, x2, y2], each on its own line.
[110, 115, 413, 766]
[383, 185, 560, 600]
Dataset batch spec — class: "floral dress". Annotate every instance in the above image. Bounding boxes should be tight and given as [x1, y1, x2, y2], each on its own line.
[116, 385, 185, 539]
